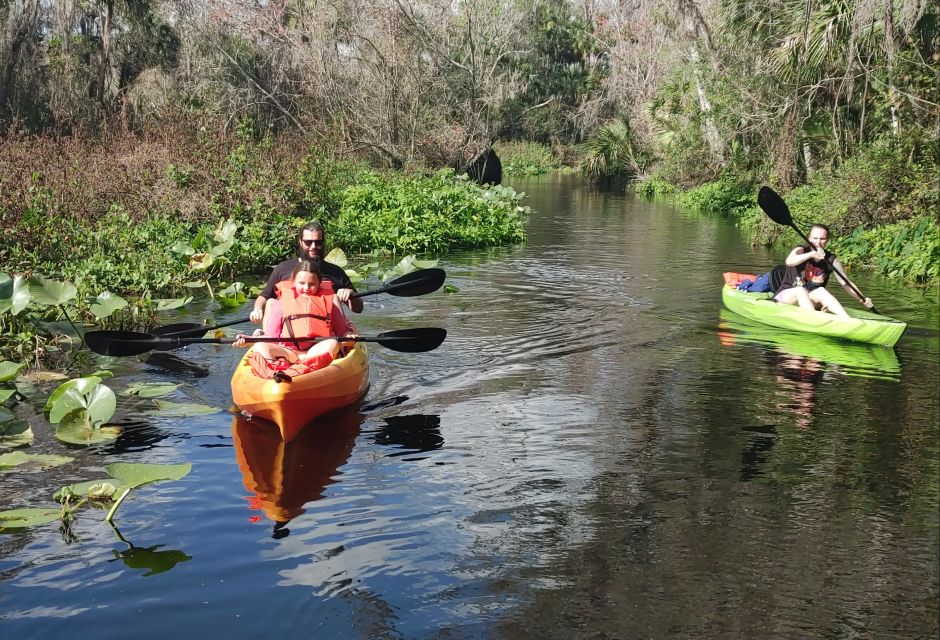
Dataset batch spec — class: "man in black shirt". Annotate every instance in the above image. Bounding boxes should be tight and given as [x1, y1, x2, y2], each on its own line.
[249, 222, 363, 327]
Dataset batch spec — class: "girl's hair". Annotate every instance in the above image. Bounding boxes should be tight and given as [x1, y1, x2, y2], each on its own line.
[809, 223, 830, 236]
[291, 259, 323, 280]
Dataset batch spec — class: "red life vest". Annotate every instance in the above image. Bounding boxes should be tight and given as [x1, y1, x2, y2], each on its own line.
[274, 279, 336, 350]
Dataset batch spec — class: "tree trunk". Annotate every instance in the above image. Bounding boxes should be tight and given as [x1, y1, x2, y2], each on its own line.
[0, 0, 40, 116]
[774, 102, 800, 190]
[689, 47, 724, 163]
[884, 0, 900, 137]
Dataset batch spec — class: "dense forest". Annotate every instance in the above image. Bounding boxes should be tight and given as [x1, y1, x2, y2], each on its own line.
[1, 0, 938, 285]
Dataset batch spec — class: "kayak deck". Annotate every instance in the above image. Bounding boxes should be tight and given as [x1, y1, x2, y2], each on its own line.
[721, 282, 906, 347]
[230, 344, 370, 441]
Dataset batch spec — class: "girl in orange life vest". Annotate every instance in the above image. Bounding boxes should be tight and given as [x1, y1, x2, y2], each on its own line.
[233, 260, 357, 366]
[772, 223, 874, 318]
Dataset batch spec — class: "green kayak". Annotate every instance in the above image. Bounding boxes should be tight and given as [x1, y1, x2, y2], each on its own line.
[721, 283, 907, 347]
[718, 309, 901, 380]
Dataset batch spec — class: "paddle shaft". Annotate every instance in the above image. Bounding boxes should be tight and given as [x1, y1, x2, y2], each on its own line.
[786, 222, 879, 314]
[156, 268, 446, 338]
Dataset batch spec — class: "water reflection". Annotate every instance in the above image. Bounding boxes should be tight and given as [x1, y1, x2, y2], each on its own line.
[365, 414, 443, 459]
[109, 525, 191, 577]
[232, 410, 362, 537]
[718, 309, 902, 381]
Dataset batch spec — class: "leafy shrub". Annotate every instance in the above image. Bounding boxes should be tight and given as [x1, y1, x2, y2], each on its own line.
[836, 217, 939, 284]
[333, 171, 528, 255]
[495, 141, 562, 176]
[676, 175, 755, 216]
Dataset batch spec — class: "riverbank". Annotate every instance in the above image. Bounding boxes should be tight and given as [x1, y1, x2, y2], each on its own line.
[0, 127, 528, 359]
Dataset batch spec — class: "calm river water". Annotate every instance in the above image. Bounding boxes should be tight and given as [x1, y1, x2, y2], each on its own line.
[1, 174, 938, 639]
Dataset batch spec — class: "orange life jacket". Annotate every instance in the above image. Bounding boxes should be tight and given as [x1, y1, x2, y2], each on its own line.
[274, 279, 336, 350]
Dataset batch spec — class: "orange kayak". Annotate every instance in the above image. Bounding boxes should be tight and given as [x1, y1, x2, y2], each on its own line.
[230, 344, 370, 441]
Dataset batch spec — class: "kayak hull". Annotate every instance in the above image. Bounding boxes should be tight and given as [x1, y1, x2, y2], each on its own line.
[230, 345, 370, 442]
[721, 283, 906, 347]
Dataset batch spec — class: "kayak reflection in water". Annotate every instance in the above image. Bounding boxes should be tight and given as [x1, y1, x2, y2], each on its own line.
[772, 223, 874, 317]
[772, 351, 824, 430]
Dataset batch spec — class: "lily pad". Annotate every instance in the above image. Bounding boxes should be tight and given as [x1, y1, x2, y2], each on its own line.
[54, 479, 126, 502]
[105, 462, 192, 489]
[0, 507, 62, 531]
[169, 241, 196, 256]
[0, 450, 28, 469]
[0, 275, 32, 316]
[55, 416, 121, 445]
[27, 275, 77, 306]
[413, 258, 439, 269]
[154, 297, 193, 311]
[0, 420, 33, 448]
[151, 400, 219, 417]
[0, 388, 16, 403]
[213, 219, 238, 244]
[0, 361, 25, 382]
[123, 382, 180, 398]
[0, 451, 73, 471]
[183, 280, 207, 288]
[89, 291, 129, 320]
[325, 247, 348, 267]
[188, 253, 214, 271]
[45, 376, 103, 413]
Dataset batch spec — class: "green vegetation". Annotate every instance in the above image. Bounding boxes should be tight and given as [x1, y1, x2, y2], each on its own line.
[495, 141, 563, 176]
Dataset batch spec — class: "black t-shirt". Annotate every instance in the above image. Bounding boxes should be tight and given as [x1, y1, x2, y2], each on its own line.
[260, 258, 355, 299]
[774, 246, 835, 294]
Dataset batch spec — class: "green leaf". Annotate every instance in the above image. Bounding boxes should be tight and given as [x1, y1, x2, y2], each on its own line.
[55, 417, 121, 445]
[188, 253, 214, 270]
[27, 275, 77, 306]
[54, 479, 125, 502]
[123, 382, 180, 398]
[213, 219, 238, 244]
[0, 507, 62, 531]
[0, 361, 25, 382]
[169, 241, 196, 256]
[90, 369, 114, 378]
[105, 462, 192, 489]
[208, 239, 234, 258]
[183, 280, 208, 288]
[89, 291, 129, 319]
[85, 384, 116, 426]
[151, 400, 219, 417]
[0, 274, 32, 315]
[0, 451, 28, 469]
[325, 247, 348, 267]
[413, 258, 439, 269]
[0, 388, 16, 403]
[154, 297, 192, 311]
[0, 420, 33, 448]
[46, 376, 102, 415]
[0, 451, 73, 471]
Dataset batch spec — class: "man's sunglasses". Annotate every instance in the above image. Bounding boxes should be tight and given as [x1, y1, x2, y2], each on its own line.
[300, 238, 324, 246]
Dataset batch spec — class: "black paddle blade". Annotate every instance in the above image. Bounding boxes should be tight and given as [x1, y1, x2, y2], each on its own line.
[352, 268, 447, 299]
[375, 328, 447, 353]
[85, 330, 161, 357]
[383, 268, 446, 297]
[757, 186, 794, 226]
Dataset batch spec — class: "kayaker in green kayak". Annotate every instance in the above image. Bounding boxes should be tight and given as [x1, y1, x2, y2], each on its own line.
[773, 223, 874, 317]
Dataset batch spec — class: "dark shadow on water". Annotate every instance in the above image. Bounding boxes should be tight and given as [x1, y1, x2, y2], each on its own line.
[366, 414, 444, 459]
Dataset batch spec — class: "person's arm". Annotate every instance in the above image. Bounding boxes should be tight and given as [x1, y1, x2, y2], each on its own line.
[251, 266, 284, 323]
[249, 295, 267, 323]
[831, 258, 874, 309]
[785, 246, 825, 267]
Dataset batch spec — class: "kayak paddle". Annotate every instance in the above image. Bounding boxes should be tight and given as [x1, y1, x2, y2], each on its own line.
[151, 268, 448, 339]
[85, 327, 447, 357]
[757, 186, 880, 314]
